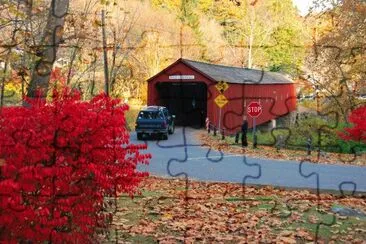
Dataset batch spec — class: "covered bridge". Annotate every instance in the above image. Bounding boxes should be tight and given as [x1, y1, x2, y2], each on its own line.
[147, 58, 296, 132]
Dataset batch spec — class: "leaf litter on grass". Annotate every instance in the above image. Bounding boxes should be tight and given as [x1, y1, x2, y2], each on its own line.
[105, 177, 366, 243]
[197, 131, 366, 166]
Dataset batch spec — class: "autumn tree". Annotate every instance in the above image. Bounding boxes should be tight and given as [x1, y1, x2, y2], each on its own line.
[151, 0, 206, 59]
[305, 0, 366, 121]
[0, 0, 50, 105]
[63, 1, 141, 100]
[206, 0, 306, 73]
[27, 0, 70, 98]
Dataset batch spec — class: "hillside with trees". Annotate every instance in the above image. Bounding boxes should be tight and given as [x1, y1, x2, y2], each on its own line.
[1, 0, 309, 104]
[0, 0, 364, 118]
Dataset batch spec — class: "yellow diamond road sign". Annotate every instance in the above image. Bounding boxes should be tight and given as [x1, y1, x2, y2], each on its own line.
[214, 94, 228, 108]
[215, 81, 229, 93]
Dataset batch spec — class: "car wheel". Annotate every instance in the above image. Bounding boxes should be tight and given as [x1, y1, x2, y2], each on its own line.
[168, 124, 175, 134]
[137, 133, 143, 140]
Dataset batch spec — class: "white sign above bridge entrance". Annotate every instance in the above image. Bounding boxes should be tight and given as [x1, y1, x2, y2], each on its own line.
[168, 75, 195, 80]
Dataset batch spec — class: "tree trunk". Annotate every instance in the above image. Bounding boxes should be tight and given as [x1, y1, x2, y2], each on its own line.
[101, 10, 109, 96]
[248, 29, 253, 69]
[247, 6, 255, 69]
[27, 0, 69, 98]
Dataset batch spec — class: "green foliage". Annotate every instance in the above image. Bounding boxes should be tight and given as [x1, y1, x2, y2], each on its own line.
[150, 0, 206, 58]
[197, 0, 214, 13]
[266, 26, 304, 75]
[210, 0, 244, 44]
[3, 81, 23, 106]
[243, 115, 366, 154]
[179, 0, 199, 28]
[100, 0, 118, 6]
[151, 0, 200, 30]
[247, 130, 275, 145]
[211, 0, 305, 70]
[264, 0, 305, 74]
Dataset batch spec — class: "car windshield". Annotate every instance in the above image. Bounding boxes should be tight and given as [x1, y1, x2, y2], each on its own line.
[138, 111, 164, 119]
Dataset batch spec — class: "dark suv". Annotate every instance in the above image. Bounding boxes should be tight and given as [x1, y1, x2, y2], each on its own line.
[135, 106, 175, 140]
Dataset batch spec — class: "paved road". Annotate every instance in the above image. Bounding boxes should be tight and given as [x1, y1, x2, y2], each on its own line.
[133, 127, 366, 193]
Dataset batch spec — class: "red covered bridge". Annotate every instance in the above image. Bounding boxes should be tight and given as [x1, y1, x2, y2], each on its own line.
[147, 58, 296, 132]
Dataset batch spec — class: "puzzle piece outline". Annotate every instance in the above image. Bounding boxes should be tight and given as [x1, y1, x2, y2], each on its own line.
[1, 1, 365, 243]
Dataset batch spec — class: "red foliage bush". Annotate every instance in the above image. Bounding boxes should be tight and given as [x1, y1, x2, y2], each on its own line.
[339, 105, 366, 143]
[0, 89, 150, 242]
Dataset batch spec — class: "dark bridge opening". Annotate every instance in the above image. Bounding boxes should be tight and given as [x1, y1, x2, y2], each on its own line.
[156, 82, 207, 128]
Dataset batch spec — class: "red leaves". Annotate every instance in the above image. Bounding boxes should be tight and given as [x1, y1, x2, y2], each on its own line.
[0, 88, 150, 242]
[339, 105, 366, 143]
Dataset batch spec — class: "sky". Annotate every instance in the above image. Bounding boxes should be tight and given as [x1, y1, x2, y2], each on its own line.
[293, 0, 313, 16]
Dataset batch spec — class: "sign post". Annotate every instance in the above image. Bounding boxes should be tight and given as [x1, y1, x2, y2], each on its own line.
[219, 107, 222, 132]
[247, 101, 262, 148]
[214, 94, 228, 132]
[214, 81, 229, 132]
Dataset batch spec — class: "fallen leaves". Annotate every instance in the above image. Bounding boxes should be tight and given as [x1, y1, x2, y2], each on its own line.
[295, 228, 313, 240]
[197, 131, 366, 166]
[278, 236, 297, 244]
[107, 177, 366, 243]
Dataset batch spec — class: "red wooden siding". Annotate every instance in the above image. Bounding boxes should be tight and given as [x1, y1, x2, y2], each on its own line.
[214, 83, 297, 132]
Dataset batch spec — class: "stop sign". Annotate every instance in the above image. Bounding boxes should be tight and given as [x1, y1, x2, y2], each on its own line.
[247, 101, 262, 117]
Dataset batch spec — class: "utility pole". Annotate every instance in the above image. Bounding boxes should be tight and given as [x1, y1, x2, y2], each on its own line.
[101, 10, 109, 96]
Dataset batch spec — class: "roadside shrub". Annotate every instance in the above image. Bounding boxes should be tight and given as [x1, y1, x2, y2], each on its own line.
[0, 88, 150, 242]
[337, 105, 366, 154]
[252, 114, 366, 153]
[339, 105, 366, 143]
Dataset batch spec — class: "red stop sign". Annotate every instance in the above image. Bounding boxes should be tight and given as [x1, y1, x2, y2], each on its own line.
[247, 101, 262, 117]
